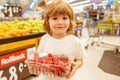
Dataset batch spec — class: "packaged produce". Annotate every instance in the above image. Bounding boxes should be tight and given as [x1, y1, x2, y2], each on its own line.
[27, 53, 41, 75]
[27, 53, 72, 77]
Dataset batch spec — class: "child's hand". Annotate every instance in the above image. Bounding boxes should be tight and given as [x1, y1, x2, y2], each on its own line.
[41, 69, 55, 77]
[66, 59, 83, 79]
[33, 51, 39, 59]
[66, 61, 77, 79]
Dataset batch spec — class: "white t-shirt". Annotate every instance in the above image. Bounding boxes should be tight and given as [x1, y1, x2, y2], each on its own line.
[37, 34, 86, 80]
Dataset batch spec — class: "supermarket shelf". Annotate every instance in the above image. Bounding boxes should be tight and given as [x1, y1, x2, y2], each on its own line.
[0, 32, 45, 80]
[0, 32, 45, 44]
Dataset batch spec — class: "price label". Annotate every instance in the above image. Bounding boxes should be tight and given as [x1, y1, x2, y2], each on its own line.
[0, 64, 19, 80]
[0, 61, 30, 80]
[0, 49, 30, 80]
[19, 61, 30, 80]
[4, 5, 22, 17]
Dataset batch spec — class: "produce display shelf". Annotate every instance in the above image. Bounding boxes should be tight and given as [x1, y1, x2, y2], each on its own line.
[0, 32, 45, 80]
[97, 22, 120, 35]
[97, 22, 113, 34]
[0, 32, 45, 44]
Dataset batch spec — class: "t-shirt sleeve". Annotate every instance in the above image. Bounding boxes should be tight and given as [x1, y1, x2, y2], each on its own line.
[75, 40, 86, 59]
[37, 34, 47, 53]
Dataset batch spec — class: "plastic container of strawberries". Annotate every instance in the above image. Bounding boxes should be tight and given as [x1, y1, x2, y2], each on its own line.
[27, 53, 72, 77]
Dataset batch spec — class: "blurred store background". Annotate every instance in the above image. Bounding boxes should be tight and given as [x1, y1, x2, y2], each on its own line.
[0, 0, 120, 80]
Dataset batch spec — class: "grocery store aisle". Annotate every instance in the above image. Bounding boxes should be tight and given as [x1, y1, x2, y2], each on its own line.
[25, 28, 120, 80]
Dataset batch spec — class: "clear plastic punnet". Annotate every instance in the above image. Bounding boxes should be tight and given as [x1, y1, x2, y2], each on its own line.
[27, 52, 72, 77]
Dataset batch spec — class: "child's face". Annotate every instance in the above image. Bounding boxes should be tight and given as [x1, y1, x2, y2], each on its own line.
[49, 14, 70, 36]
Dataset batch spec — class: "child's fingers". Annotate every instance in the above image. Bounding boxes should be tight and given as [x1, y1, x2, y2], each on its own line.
[48, 72, 55, 77]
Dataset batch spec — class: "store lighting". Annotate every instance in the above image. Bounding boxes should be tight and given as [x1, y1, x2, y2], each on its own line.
[0, 6, 3, 9]
[73, 1, 108, 9]
[73, 3, 92, 8]
[102, 0, 108, 3]
[70, 0, 109, 7]
[47, 0, 76, 4]
[71, 0, 90, 7]
[65, 0, 76, 3]
[30, 2, 35, 8]
[46, 0, 53, 4]
[72, 3, 92, 13]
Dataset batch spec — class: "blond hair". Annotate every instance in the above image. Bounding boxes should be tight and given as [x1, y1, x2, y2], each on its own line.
[43, 0, 76, 35]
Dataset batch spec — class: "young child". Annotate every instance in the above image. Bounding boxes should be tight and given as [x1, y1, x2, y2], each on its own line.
[37, 0, 86, 80]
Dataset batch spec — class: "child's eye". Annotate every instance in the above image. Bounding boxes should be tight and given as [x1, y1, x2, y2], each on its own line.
[52, 18, 57, 20]
[63, 17, 68, 20]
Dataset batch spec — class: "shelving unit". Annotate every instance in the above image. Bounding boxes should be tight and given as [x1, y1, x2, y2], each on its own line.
[0, 32, 45, 80]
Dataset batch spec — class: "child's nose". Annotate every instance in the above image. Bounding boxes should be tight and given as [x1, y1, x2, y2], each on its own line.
[58, 19, 64, 24]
